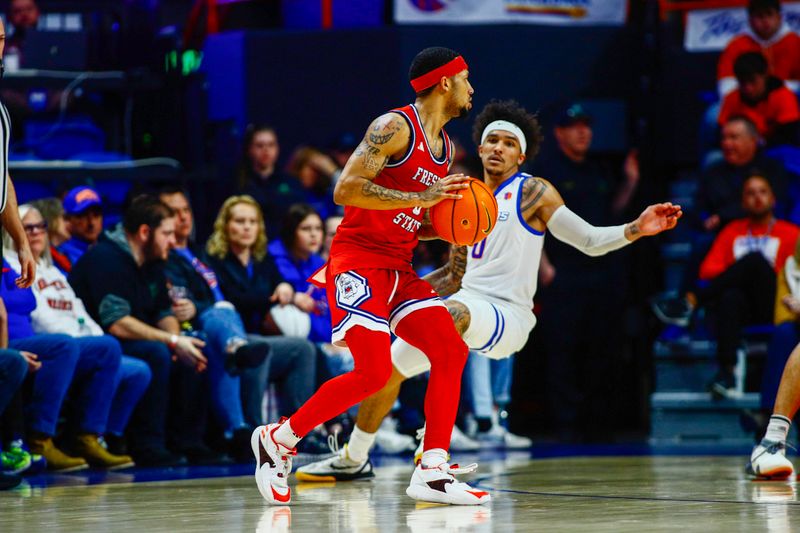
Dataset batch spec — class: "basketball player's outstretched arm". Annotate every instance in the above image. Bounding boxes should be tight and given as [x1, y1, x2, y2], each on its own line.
[422, 244, 468, 298]
[333, 114, 468, 210]
[519, 176, 682, 256]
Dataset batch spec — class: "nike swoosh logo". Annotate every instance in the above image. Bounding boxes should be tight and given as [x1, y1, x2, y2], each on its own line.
[272, 486, 291, 503]
[481, 202, 493, 235]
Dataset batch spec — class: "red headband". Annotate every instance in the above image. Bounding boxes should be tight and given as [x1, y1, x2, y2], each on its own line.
[410, 56, 468, 93]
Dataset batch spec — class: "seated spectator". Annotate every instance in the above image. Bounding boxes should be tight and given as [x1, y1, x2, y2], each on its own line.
[668, 176, 799, 397]
[6, 0, 40, 51]
[157, 185, 270, 460]
[59, 186, 104, 267]
[69, 195, 213, 466]
[699, 116, 788, 231]
[205, 196, 324, 451]
[717, 0, 800, 98]
[268, 203, 329, 344]
[236, 124, 306, 236]
[30, 197, 72, 273]
[2, 250, 129, 470]
[0, 297, 30, 490]
[286, 147, 342, 221]
[718, 52, 800, 146]
[18, 203, 151, 459]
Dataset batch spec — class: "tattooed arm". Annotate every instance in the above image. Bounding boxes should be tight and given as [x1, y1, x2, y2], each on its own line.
[422, 244, 468, 297]
[333, 113, 468, 210]
[521, 176, 682, 254]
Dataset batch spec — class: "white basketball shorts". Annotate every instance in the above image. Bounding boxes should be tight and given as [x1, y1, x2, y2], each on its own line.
[392, 289, 536, 378]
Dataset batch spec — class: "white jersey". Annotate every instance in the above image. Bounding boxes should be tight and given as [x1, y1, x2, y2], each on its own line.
[460, 172, 544, 311]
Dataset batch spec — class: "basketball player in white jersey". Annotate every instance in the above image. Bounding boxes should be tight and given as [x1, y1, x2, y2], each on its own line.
[298, 99, 682, 481]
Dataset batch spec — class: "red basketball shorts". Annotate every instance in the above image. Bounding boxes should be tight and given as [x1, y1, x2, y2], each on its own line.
[325, 268, 446, 347]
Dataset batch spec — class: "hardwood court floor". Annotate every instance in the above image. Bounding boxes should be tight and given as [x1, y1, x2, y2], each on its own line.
[0, 453, 797, 532]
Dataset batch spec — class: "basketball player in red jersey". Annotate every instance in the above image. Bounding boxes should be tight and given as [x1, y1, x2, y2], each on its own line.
[251, 47, 489, 506]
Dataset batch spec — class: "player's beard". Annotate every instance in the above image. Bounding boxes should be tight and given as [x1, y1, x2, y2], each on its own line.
[457, 104, 470, 120]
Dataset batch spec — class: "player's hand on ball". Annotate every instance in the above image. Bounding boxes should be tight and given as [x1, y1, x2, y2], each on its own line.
[635, 202, 682, 236]
[417, 173, 469, 208]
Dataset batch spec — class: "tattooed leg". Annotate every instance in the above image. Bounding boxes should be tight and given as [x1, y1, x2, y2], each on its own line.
[445, 299, 471, 335]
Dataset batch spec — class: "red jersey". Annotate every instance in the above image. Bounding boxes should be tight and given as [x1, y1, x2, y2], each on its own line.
[329, 104, 452, 275]
[699, 218, 800, 280]
[718, 82, 800, 141]
[717, 28, 800, 87]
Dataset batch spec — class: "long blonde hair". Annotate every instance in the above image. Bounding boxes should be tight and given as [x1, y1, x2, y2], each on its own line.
[206, 195, 268, 261]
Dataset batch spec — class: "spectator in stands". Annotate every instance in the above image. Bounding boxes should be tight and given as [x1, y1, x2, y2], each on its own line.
[677, 176, 798, 398]
[268, 203, 329, 344]
[322, 214, 343, 262]
[17, 203, 151, 459]
[0, 297, 29, 490]
[205, 196, 324, 451]
[30, 197, 72, 273]
[286, 147, 342, 222]
[7, 0, 39, 42]
[699, 116, 788, 232]
[157, 186, 270, 460]
[718, 52, 800, 146]
[531, 102, 639, 440]
[717, 0, 800, 98]
[2, 247, 130, 470]
[69, 195, 212, 466]
[236, 124, 306, 236]
[60, 186, 104, 267]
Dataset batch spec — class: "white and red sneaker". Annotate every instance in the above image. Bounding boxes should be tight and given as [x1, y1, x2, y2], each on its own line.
[252, 420, 296, 504]
[406, 461, 491, 505]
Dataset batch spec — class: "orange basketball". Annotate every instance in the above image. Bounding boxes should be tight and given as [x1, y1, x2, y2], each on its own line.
[430, 177, 498, 246]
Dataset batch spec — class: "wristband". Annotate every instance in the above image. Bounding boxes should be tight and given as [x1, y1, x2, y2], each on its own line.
[167, 334, 178, 350]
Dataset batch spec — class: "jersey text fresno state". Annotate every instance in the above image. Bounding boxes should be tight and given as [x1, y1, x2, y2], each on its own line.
[328, 104, 452, 275]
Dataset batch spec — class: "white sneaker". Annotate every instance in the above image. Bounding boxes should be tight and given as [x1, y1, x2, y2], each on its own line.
[477, 424, 532, 449]
[375, 418, 416, 454]
[252, 422, 296, 504]
[451, 425, 481, 452]
[413, 425, 479, 465]
[747, 440, 794, 479]
[295, 443, 375, 482]
[405, 462, 491, 505]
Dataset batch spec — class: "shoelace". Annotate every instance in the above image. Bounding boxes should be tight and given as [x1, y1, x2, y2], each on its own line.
[427, 462, 478, 475]
[753, 440, 797, 461]
[327, 431, 340, 455]
[415, 426, 426, 442]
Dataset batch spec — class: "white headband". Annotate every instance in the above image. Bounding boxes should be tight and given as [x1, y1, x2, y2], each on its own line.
[481, 120, 527, 154]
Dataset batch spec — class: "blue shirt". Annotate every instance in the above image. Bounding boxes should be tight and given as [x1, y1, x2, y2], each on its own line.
[1, 259, 36, 339]
[268, 239, 330, 343]
[58, 237, 91, 267]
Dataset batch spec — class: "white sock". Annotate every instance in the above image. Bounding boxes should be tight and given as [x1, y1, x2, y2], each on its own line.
[421, 448, 448, 469]
[346, 426, 377, 462]
[273, 419, 301, 449]
[764, 415, 792, 444]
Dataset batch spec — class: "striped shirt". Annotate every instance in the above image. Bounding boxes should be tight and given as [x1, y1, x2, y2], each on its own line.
[0, 100, 9, 213]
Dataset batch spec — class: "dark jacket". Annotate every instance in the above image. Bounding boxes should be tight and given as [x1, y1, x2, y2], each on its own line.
[164, 243, 218, 325]
[695, 152, 788, 229]
[238, 169, 307, 237]
[205, 250, 287, 334]
[69, 225, 173, 329]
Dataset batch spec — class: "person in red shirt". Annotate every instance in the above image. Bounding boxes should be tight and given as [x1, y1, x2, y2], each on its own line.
[250, 47, 491, 506]
[693, 175, 799, 397]
[717, 0, 800, 97]
[718, 52, 800, 146]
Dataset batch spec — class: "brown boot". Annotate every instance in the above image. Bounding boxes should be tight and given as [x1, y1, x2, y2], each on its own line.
[28, 435, 88, 472]
[73, 434, 135, 470]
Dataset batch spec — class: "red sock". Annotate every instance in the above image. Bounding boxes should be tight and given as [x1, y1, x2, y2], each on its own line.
[394, 307, 468, 452]
[287, 326, 393, 437]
